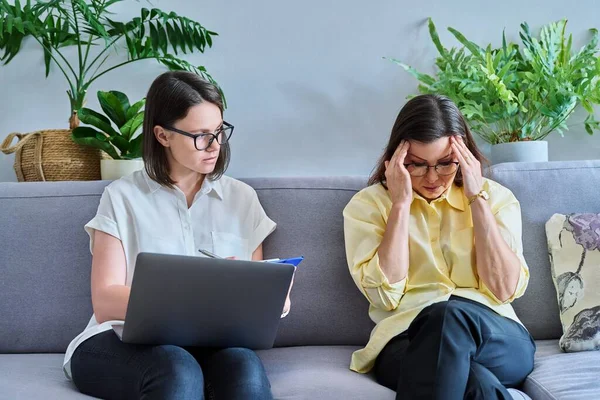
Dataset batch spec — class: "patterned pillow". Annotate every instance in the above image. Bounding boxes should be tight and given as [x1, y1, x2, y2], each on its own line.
[546, 213, 600, 352]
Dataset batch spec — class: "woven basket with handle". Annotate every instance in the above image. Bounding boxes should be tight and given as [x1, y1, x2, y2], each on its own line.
[0, 129, 102, 181]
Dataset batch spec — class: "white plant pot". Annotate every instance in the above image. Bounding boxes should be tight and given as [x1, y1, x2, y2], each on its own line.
[101, 159, 144, 180]
[491, 141, 548, 164]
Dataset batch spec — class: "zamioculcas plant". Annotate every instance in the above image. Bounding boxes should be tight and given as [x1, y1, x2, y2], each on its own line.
[72, 90, 144, 160]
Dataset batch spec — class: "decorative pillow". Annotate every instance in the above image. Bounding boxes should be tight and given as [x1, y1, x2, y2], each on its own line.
[546, 213, 600, 352]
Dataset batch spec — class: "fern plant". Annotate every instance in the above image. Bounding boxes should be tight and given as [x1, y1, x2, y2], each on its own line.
[390, 19, 600, 144]
[0, 0, 221, 129]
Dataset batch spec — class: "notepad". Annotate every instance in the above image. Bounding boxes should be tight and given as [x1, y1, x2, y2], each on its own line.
[263, 256, 304, 267]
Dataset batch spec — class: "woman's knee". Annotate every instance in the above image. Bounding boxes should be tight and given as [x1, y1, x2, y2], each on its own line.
[151, 344, 203, 377]
[221, 347, 266, 368]
[143, 345, 204, 398]
[206, 348, 272, 399]
[215, 347, 260, 363]
[216, 348, 269, 385]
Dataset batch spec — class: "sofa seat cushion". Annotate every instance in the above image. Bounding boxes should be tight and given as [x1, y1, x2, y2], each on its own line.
[0, 354, 92, 399]
[524, 340, 600, 399]
[0, 348, 531, 399]
[257, 346, 394, 399]
[256, 345, 530, 400]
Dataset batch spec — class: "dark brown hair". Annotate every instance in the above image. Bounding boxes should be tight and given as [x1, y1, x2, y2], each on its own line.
[368, 94, 485, 188]
[142, 71, 229, 188]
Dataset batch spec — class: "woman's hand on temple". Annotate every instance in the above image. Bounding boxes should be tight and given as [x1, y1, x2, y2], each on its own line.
[385, 140, 413, 206]
[451, 136, 483, 199]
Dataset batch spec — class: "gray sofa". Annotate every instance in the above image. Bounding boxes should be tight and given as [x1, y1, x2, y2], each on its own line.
[1, 160, 599, 399]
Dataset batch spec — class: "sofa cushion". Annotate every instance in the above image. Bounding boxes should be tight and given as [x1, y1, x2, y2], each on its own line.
[257, 346, 394, 399]
[524, 340, 600, 399]
[0, 349, 531, 400]
[244, 177, 376, 347]
[257, 346, 531, 400]
[0, 354, 92, 399]
[0, 182, 104, 353]
[488, 161, 600, 340]
[546, 213, 600, 352]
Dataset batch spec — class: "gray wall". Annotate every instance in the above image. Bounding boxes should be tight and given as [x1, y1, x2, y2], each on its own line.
[1, 0, 599, 182]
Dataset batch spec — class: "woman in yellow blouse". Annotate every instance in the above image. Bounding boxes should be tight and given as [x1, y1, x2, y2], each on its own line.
[343, 94, 535, 399]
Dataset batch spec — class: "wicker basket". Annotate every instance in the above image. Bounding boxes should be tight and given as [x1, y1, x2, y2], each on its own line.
[0, 129, 102, 181]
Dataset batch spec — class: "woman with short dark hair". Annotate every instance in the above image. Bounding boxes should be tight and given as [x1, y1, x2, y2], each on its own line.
[64, 71, 286, 400]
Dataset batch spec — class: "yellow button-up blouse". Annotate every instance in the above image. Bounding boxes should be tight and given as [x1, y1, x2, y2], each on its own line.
[343, 178, 529, 373]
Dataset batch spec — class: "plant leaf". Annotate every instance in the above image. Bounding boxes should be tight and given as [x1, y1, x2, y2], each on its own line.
[78, 107, 120, 137]
[126, 98, 145, 120]
[584, 114, 600, 135]
[14, 0, 22, 18]
[427, 18, 447, 59]
[42, 37, 52, 76]
[101, 0, 126, 9]
[182, 21, 194, 52]
[388, 58, 436, 86]
[157, 20, 167, 54]
[71, 127, 120, 159]
[448, 26, 484, 59]
[124, 133, 143, 159]
[72, 0, 108, 39]
[109, 90, 131, 116]
[111, 134, 129, 154]
[194, 27, 206, 50]
[172, 21, 185, 53]
[166, 21, 178, 55]
[149, 21, 159, 51]
[13, 16, 24, 34]
[206, 29, 213, 47]
[98, 90, 127, 127]
[120, 111, 144, 141]
[6, 13, 13, 34]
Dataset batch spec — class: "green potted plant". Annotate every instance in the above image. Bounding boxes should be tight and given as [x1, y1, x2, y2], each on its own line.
[0, 0, 221, 181]
[389, 19, 600, 163]
[72, 90, 145, 180]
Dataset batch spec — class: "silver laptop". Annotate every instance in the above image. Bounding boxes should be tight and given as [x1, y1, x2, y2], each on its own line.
[120, 252, 295, 349]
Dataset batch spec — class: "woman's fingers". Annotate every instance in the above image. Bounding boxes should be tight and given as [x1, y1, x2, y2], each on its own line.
[451, 136, 472, 165]
[457, 136, 477, 164]
[389, 140, 404, 167]
[387, 140, 406, 174]
[451, 140, 468, 170]
[397, 141, 410, 166]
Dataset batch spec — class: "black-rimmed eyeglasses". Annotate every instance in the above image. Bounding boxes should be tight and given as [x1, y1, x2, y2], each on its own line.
[403, 162, 459, 177]
[163, 121, 234, 151]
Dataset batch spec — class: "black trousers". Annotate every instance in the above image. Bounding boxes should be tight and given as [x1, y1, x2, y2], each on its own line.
[374, 296, 536, 400]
